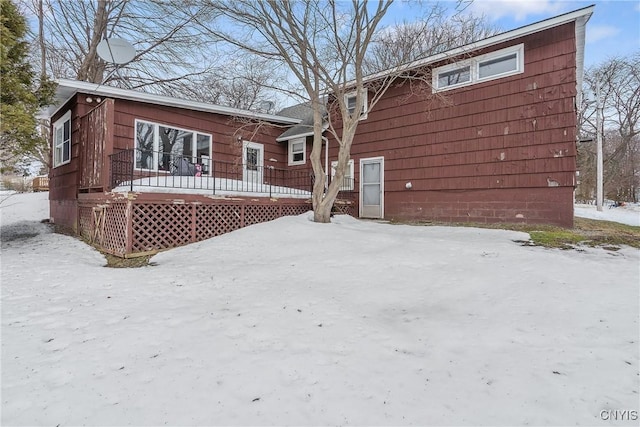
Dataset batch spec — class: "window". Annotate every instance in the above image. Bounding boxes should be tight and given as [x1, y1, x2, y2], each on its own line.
[134, 120, 212, 172]
[288, 138, 306, 165]
[345, 90, 368, 120]
[478, 53, 518, 80]
[53, 111, 71, 167]
[331, 159, 354, 191]
[433, 44, 524, 92]
[245, 147, 258, 171]
[438, 66, 471, 89]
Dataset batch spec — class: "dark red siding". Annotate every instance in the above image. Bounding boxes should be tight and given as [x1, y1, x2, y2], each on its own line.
[111, 100, 287, 166]
[329, 22, 578, 227]
[49, 95, 289, 230]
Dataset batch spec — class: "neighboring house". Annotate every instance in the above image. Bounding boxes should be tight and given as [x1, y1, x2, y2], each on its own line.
[45, 5, 592, 255]
[277, 5, 593, 227]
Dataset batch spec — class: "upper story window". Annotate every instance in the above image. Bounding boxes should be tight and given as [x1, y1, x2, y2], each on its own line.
[53, 110, 71, 168]
[345, 90, 368, 120]
[438, 65, 471, 89]
[478, 52, 518, 79]
[433, 44, 524, 92]
[288, 137, 306, 165]
[134, 119, 212, 173]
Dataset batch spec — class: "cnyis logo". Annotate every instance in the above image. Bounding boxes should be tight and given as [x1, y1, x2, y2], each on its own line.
[600, 409, 638, 421]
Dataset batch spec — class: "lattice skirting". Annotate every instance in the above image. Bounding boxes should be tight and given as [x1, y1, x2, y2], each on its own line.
[77, 196, 317, 257]
[332, 202, 356, 216]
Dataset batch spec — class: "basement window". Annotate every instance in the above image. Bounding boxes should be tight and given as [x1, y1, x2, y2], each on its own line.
[53, 110, 71, 168]
[433, 44, 524, 92]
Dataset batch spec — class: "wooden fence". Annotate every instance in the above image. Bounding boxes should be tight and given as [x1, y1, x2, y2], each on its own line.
[32, 176, 49, 192]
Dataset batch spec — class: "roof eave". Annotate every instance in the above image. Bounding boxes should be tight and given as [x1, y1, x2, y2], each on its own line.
[45, 79, 301, 125]
[276, 131, 314, 142]
[276, 122, 329, 142]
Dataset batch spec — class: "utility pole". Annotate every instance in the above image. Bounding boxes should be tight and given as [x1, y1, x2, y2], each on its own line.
[596, 78, 603, 211]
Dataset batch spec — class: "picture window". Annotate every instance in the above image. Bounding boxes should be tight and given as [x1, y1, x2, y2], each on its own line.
[134, 120, 212, 173]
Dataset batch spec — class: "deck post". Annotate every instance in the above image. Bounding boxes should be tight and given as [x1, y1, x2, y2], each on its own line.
[191, 203, 197, 243]
[125, 199, 133, 256]
[130, 149, 134, 192]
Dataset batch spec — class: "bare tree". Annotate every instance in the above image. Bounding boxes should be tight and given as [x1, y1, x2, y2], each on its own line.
[24, 0, 219, 89]
[161, 55, 285, 112]
[24, 0, 285, 105]
[364, 4, 500, 74]
[20, 0, 278, 173]
[578, 53, 640, 202]
[203, 0, 469, 223]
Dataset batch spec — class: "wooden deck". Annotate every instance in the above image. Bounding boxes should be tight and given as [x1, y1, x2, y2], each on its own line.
[77, 192, 355, 257]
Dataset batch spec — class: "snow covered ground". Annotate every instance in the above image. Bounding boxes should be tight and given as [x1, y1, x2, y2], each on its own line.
[574, 203, 640, 227]
[1, 192, 638, 426]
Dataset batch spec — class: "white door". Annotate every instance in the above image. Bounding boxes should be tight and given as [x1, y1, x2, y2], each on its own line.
[242, 141, 264, 187]
[360, 157, 384, 218]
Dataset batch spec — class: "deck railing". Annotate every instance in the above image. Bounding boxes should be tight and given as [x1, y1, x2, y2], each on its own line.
[109, 148, 354, 198]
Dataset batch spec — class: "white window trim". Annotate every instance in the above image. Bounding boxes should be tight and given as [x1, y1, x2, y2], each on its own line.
[134, 119, 212, 172]
[344, 90, 368, 120]
[53, 110, 71, 168]
[432, 44, 524, 92]
[433, 63, 472, 91]
[288, 137, 306, 166]
[331, 159, 354, 191]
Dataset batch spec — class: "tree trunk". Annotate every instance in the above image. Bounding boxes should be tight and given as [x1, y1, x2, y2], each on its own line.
[309, 97, 331, 223]
[313, 206, 331, 223]
[76, 0, 108, 83]
[310, 106, 358, 223]
[38, 0, 45, 76]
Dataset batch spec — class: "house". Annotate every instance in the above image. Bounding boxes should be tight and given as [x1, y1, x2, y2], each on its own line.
[44, 80, 337, 256]
[45, 5, 592, 256]
[276, 5, 593, 228]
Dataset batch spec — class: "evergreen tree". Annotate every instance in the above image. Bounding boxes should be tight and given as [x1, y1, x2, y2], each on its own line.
[0, 0, 55, 173]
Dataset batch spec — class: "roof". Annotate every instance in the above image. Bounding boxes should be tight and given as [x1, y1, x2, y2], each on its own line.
[44, 79, 300, 125]
[276, 102, 317, 141]
[276, 101, 330, 142]
[276, 115, 316, 142]
[277, 103, 313, 120]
